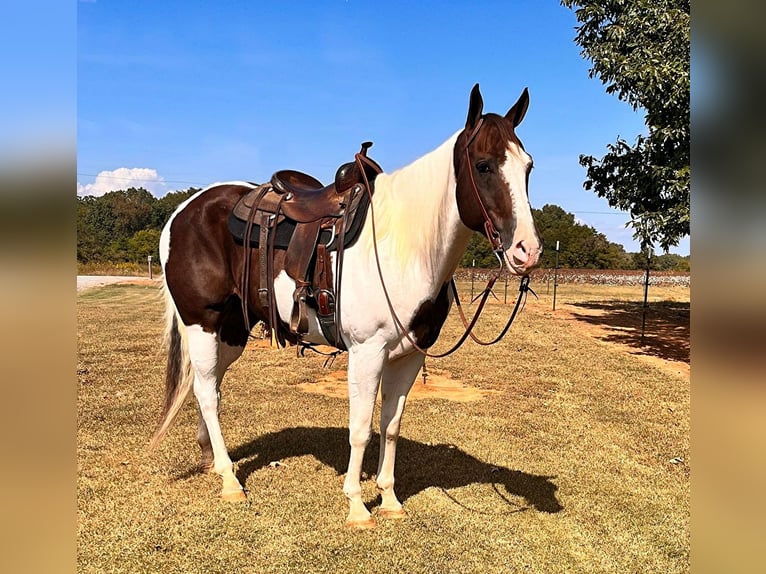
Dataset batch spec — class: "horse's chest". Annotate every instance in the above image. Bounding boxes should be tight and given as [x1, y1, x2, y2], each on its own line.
[407, 282, 451, 349]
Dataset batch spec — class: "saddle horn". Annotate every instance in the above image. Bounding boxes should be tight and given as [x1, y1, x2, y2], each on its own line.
[335, 141, 382, 193]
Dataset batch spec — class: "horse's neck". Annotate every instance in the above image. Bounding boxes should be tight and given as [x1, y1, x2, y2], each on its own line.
[367, 131, 472, 288]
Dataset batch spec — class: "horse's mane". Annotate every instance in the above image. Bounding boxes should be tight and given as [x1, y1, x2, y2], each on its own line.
[361, 131, 462, 279]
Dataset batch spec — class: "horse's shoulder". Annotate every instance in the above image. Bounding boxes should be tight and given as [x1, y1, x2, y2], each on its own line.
[408, 282, 452, 349]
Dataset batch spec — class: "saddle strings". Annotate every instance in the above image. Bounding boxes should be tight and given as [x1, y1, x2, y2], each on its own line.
[241, 184, 270, 337]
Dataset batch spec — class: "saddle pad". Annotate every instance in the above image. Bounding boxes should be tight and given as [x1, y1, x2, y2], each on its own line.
[227, 188, 370, 252]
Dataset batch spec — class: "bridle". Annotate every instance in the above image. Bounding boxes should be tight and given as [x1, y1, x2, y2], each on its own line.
[356, 117, 534, 358]
[463, 117, 503, 254]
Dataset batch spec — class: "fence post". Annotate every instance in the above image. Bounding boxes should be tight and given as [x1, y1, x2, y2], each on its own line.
[552, 241, 560, 311]
[148, 255, 153, 280]
[640, 251, 651, 345]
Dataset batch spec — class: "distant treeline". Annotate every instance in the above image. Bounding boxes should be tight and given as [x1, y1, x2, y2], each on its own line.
[461, 204, 689, 271]
[77, 187, 198, 263]
[77, 188, 689, 271]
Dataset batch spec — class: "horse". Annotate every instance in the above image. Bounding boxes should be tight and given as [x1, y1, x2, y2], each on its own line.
[150, 84, 542, 528]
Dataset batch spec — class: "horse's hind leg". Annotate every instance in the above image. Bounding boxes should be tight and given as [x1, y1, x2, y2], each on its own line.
[187, 325, 246, 501]
[197, 412, 214, 472]
[196, 341, 245, 474]
[376, 352, 424, 519]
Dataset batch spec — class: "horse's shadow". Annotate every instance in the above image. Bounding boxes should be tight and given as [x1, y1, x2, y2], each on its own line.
[225, 426, 562, 514]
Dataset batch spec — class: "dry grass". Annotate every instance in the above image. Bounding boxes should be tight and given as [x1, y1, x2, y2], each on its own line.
[77, 260, 161, 276]
[77, 279, 689, 573]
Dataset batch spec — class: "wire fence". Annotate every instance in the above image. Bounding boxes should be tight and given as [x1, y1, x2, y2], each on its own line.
[453, 267, 690, 287]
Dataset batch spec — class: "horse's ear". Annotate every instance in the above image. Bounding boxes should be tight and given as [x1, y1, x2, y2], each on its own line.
[506, 87, 530, 127]
[466, 83, 483, 129]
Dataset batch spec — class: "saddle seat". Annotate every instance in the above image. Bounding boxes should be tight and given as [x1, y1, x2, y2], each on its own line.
[229, 142, 382, 350]
[271, 170, 324, 193]
[267, 168, 349, 223]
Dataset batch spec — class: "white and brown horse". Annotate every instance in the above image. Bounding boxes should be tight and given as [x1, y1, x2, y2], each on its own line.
[151, 84, 542, 528]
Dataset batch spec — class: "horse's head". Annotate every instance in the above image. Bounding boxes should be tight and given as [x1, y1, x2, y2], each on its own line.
[454, 84, 542, 276]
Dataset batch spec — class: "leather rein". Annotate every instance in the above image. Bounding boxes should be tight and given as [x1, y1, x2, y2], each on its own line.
[356, 118, 534, 359]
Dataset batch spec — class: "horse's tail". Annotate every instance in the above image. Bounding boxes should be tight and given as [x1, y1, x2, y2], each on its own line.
[149, 281, 194, 450]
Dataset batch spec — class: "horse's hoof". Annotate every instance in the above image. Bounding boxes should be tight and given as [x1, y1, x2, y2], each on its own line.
[378, 507, 406, 520]
[345, 517, 376, 530]
[221, 488, 247, 502]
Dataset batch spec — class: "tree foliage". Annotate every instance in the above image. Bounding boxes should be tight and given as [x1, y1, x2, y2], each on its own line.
[460, 204, 689, 271]
[561, 0, 690, 251]
[532, 204, 635, 269]
[77, 187, 198, 263]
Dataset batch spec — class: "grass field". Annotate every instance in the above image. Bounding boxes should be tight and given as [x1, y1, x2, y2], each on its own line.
[77, 278, 689, 573]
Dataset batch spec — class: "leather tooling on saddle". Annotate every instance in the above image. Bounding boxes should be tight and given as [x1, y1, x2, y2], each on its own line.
[227, 142, 382, 350]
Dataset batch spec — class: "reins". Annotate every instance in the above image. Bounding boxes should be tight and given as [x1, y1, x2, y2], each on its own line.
[354, 122, 533, 359]
[451, 274, 535, 347]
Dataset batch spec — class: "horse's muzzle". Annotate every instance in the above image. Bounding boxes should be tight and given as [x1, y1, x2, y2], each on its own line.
[505, 241, 542, 276]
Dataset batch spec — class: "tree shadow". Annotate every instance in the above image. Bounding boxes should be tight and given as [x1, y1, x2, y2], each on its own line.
[568, 299, 689, 363]
[221, 426, 562, 514]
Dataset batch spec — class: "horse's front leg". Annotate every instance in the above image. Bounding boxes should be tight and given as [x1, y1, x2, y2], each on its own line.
[187, 327, 246, 501]
[377, 351, 424, 518]
[343, 342, 386, 528]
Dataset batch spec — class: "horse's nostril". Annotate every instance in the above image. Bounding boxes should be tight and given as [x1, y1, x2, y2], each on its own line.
[512, 240, 529, 265]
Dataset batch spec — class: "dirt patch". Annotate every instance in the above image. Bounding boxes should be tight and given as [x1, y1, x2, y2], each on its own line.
[552, 301, 690, 379]
[299, 368, 498, 402]
[248, 338, 281, 350]
[77, 275, 159, 291]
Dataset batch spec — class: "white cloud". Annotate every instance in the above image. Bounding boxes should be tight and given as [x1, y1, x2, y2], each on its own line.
[77, 167, 168, 197]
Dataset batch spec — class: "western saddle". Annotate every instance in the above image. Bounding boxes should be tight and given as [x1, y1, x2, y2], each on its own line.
[228, 142, 382, 350]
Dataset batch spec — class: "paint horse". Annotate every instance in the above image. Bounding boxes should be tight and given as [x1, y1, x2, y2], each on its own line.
[151, 84, 542, 528]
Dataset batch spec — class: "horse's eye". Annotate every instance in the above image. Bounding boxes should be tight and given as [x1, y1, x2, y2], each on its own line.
[476, 161, 492, 174]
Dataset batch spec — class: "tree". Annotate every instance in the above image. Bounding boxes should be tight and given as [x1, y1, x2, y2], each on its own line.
[459, 203, 634, 270]
[151, 188, 199, 228]
[532, 204, 632, 269]
[460, 233, 498, 268]
[561, 0, 690, 251]
[128, 229, 162, 260]
[630, 251, 690, 272]
[77, 194, 118, 262]
[106, 187, 155, 237]
[76, 186, 198, 263]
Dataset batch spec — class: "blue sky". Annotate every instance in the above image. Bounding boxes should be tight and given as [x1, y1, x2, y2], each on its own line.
[1, 2, 74, 160]
[77, 0, 689, 256]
